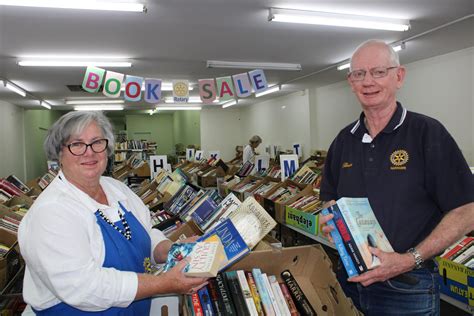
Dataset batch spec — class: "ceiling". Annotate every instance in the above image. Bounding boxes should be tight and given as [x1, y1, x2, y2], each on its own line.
[0, 0, 473, 112]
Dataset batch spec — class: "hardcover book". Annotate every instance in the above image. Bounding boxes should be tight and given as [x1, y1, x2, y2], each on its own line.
[215, 272, 237, 315]
[224, 271, 251, 316]
[207, 278, 226, 316]
[336, 197, 394, 269]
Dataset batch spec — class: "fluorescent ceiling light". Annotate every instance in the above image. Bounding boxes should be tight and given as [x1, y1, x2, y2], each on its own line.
[120, 82, 194, 91]
[155, 106, 201, 111]
[222, 100, 237, 109]
[66, 99, 125, 105]
[5, 81, 26, 97]
[207, 60, 302, 71]
[39, 101, 51, 110]
[74, 105, 124, 111]
[0, 1, 146, 12]
[255, 85, 280, 98]
[18, 60, 132, 67]
[337, 43, 406, 71]
[269, 8, 410, 32]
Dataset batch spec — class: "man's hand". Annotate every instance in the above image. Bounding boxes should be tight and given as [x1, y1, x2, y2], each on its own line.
[348, 247, 415, 286]
[319, 200, 337, 243]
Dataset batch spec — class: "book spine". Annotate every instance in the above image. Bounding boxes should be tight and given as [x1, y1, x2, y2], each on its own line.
[252, 268, 275, 316]
[321, 208, 359, 277]
[236, 270, 259, 316]
[280, 270, 317, 316]
[453, 244, 474, 264]
[279, 283, 300, 316]
[192, 292, 205, 316]
[443, 238, 474, 260]
[198, 286, 216, 316]
[215, 273, 237, 316]
[260, 273, 281, 315]
[207, 278, 225, 316]
[245, 271, 264, 316]
[330, 205, 368, 273]
[268, 275, 291, 316]
[224, 271, 251, 316]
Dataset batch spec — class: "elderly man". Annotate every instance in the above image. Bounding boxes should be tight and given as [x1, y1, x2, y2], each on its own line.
[320, 39, 474, 315]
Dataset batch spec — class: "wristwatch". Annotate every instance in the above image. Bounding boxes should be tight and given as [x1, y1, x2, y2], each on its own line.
[407, 247, 424, 269]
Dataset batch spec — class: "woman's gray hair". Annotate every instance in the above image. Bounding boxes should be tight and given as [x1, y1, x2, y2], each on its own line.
[249, 135, 262, 144]
[350, 39, 400, 71]
[44, 111, 115, 161]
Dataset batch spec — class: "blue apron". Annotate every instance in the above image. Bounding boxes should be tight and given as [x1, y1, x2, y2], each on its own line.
[34, 202, 152, 315]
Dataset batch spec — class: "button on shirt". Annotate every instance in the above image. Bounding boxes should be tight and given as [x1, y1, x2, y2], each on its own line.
[18, 171, 168, 311]
[320, 102, 474, 253]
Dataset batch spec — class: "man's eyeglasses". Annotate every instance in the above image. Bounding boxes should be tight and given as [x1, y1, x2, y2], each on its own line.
[66, 139, 109, 156]
[348, 66, 398, 81]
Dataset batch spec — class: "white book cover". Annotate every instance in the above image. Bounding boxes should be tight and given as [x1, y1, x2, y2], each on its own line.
[237, 270, 259, 316]
[268, 275, 291, 316]
[261, 273, 281, 315]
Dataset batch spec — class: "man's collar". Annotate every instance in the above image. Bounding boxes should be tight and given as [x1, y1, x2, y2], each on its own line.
[350, 102, 407, 138]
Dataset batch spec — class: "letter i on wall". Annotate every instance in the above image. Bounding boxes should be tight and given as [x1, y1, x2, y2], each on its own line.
[82, 66, 105, 93]
[103, 71, 124, 98]
[199, 79, 216, 104]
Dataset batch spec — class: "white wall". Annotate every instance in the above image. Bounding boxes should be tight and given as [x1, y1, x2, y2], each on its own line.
[200, 107, 243, 161]
[0, 101, 25, 181]
[240, 91, 311, 159]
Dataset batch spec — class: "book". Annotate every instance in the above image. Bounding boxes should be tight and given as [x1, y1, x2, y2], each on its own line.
[224, 271, 251, 316]
[215, 272, 237, 315]
[6, 175, 29, 193]
[279, 283, 300, 316]
[452, 243, 474, 264]
[252, 268, 275, 316]
[268, 275, 291, 316]
[442, 237, 474, 260]
[207, 278, 226, 316]
[321, 208, 359, 277]
[245, 271, 264, 316]
[163, 241, 225, 277]
[192, 292, 205, 316]
[226, 197, 277, 249]
[280, 270, 316, 316]
[330, 203, 367, 274]
[236, 270, 259, 316]
[336, 197, 394, 269]
[202, 193, 241, 232]
[261, 273, 281, 315]
[198, 286, 216, 316]
[198, 219, 250, 270]
[190, 196, 219, 230]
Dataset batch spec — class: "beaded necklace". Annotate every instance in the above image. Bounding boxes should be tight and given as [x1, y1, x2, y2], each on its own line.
[97, 209, 132, 240]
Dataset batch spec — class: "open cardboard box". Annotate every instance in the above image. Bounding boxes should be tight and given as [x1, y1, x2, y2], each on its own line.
[229, 245, 361, 316]
[262, 179, 309, 223]
[0, 228, 22, 290]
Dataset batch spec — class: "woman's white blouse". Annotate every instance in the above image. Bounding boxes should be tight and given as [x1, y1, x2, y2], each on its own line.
[18, 171, 168, 311]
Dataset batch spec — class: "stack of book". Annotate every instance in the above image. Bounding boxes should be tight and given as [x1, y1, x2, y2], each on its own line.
[440, 236, 474, 268]
[236, 161, 255, 178]
[267, 185, 300, 204]
[322, 197, 394, 277]
[0, 215, 21, 233]
[291, 165, 320, 185]
[287, 195, 322, 213]
[184, 268, 315, 316]
[265, 166, 281, 179]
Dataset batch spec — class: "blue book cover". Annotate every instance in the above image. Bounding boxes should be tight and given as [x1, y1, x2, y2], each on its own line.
[322, 208, 358, 277]
[162, 242, 196, 272]
[198, 286, 216, 316]
[251, 268, 275, 316]
[198, 218, 250, 270]
[191, 196, 219, 229]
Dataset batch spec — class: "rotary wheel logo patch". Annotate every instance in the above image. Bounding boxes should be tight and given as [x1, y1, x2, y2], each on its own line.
[390, 150, 409, 169]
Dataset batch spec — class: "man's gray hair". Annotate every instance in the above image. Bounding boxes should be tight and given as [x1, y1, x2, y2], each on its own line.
[350, 39, 400, 71]
[44, 111, 115, 161]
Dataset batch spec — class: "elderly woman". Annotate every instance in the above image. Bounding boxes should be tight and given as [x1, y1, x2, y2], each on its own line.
[242, 135, 262, 164]
[18, 111, 206, 315]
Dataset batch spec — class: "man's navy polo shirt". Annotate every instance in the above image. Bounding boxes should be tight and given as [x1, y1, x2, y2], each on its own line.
[320, 102, 474, 253]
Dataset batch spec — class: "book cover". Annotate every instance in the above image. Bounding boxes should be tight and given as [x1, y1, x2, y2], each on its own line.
[198, 219, 250, 270]
[227, 197, 277, 249]
[280, 270, 316, 316]
[245, 271, 264, 316]
[252, 268, 275, 316]
[337, 197, 394, 269]
[321, 208, 359, 277]
[191, 197, 219, 230]
[215, 272, 237, 316]
[236, 270, 259, 316]
[198, 286, 216, 316]
[202, 193, 241, 232]
[207, 278, 226, 316]
[268, 275, 291, 316]
[279, 283, 300, 316]
[6, 175, 29, 193]
[224, 271, 251, 316]
[330, 204, 367, 273]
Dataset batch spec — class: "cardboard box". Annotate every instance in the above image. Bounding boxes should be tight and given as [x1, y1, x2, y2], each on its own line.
[284, 188, 321, 233]
[167, 221, 202, 242]
[262, 179, 308, 223]
[229, 245, 361, 316]
[230, 175, 260, 201]
[436, 256, 474, 308]
[217, 176, 240, 198]
[253, 234, 282, 251]
[0, 228, 22, 290]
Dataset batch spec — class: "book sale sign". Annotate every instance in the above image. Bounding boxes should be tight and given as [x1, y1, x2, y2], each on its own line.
[82, 66, 269, 104]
